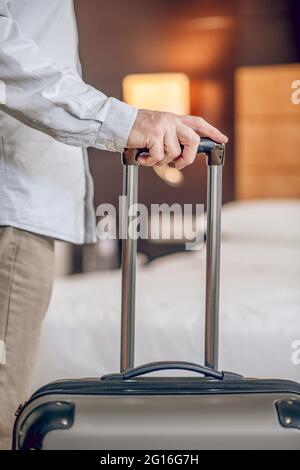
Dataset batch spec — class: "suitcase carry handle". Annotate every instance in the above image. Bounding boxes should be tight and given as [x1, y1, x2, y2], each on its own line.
[103, 361, 223, 381]
[121, 137, 225, 372]
[102, 361, 242, 381]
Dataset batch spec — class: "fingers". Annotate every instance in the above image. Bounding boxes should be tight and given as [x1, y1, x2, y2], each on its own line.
[134, 110, 228, 170]
[175, 125, 199, 170]
[135, 112, 184, 168]
[157, 131, 181, 166]
[137, 129, 182, 168]
[180, 115, 228, 143]
[137, 140, 164, 167]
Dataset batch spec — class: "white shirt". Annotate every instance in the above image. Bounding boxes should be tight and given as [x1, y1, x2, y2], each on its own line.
[0, 0, 138, 243]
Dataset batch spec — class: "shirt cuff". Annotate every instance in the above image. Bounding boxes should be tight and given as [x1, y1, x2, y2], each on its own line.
[95, 97, 138, 153]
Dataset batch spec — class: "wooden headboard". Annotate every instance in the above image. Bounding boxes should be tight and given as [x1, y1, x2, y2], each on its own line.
[235, 64, 300, 199]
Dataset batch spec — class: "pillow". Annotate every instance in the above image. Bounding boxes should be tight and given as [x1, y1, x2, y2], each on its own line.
[221, 199, 300, 243]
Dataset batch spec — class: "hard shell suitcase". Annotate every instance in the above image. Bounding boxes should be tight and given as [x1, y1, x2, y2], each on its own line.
[13, 140, 300, 450]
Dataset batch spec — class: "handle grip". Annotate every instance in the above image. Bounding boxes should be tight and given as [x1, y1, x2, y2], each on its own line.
[123, 138, 225, 166]
[102, 361, 224, 381]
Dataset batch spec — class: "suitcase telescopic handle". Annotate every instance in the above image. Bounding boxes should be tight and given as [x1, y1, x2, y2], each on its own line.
[120, 137, 225, 373]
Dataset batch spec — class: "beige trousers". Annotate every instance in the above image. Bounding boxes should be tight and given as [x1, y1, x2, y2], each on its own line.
[0, 227, 54, 450]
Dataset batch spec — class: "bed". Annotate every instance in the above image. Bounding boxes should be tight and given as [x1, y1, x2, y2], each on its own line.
[31, 199, 300, 390]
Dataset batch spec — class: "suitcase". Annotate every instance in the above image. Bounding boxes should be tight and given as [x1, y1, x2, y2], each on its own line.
[13, 139, 300, 450]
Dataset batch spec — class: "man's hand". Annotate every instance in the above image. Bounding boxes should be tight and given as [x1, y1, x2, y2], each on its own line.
[126, 109, 228, 169]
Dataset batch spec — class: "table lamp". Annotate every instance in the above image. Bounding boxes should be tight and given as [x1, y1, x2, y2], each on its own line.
[122, 73, 191, 186]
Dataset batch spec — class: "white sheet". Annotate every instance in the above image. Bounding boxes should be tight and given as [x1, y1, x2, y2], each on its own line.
[32, 235, 300, 390]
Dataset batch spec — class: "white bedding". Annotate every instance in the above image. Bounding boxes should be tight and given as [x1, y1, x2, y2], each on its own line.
[32, 201, 300, 389]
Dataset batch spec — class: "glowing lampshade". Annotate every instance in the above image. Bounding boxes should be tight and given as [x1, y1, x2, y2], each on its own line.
[122, 73, 190, 114]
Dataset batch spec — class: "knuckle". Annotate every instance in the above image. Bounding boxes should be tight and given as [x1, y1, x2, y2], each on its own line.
[157, 113, 169, 126]
[189, 133, 199, 145]
[197, 116, 205, 126]
[159, 155, 171, 165]
[152, 127, 162, 139]
[151, 150, 164, 163]
[165, 145, 180, 159]
[161, 112, 177, 127]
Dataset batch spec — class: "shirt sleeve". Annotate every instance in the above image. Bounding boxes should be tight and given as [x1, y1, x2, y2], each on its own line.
[0, 1, 138, 152]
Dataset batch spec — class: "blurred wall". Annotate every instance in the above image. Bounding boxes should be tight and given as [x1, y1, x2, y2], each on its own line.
[238, 0, 300, 66]
[74, 0, 298, 213]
